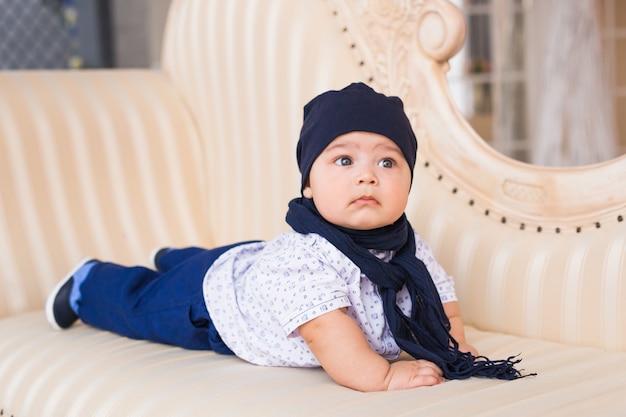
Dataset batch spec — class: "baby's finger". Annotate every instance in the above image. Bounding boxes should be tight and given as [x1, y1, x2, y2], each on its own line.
[409, 373, 444, 388]
[414, 359, 443, 376]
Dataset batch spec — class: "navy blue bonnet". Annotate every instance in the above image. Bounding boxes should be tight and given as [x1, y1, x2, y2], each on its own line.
[296, 82, 418, 191]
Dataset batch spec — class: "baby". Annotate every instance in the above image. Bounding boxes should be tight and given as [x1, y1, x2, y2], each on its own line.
[47, 82, 527, 391]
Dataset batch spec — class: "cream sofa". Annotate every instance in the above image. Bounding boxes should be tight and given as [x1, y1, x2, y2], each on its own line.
[1, 0, 625, 415]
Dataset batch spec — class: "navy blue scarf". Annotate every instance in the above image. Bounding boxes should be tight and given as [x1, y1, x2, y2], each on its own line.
[286, 197, 529, 380]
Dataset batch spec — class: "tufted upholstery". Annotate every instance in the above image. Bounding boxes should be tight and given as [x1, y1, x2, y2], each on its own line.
[1, 0, 625, 415]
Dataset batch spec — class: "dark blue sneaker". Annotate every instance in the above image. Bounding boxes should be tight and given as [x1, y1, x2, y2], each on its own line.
[45, 257, 95, 330]
[150, 247, 170, 271]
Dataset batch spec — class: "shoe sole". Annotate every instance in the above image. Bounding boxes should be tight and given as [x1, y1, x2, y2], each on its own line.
[45, 256, 95, 330]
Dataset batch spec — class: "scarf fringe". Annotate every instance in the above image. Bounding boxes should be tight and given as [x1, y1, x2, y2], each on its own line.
[394, 298, 534, 380]
[447, 353, 536, 380]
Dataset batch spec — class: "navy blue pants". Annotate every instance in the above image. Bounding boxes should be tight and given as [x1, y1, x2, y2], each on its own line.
[76, 243, 251, 353]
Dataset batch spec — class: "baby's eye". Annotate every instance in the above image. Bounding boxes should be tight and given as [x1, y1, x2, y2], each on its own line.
[334, 156, 353, 166]
[378, 158, 395, 168]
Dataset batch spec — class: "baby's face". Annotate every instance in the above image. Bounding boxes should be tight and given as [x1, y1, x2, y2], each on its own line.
[302, 131, 411, 230]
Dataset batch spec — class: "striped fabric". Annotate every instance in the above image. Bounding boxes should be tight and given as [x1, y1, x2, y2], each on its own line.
[408, 165, 626, 352]
[1, 313, 625, 416]
[161, 0, 369, 244]
[0, 70, 210, 318]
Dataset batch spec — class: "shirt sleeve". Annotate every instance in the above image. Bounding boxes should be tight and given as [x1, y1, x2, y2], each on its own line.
[254, 237, 353, 336]
[413, 232, 458, 303]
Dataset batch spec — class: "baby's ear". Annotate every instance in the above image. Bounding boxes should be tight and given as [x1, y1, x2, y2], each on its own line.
[302, 185, 313, 199]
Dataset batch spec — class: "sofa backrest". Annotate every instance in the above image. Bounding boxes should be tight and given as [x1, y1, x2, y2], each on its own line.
[160, 0, 369, 243]
[0, 0, 622, 352]
[161, 0, 625, 352]
[0, 70, 211, 317]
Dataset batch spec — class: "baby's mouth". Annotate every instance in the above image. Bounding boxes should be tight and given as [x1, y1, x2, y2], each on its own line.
[353, 195, 378, 205]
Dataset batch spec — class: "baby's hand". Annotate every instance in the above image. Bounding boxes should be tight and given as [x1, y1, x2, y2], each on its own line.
[385, 360, 445, 390]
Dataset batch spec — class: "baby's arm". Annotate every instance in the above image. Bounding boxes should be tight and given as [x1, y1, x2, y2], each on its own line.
[443, 301, 478, 356]
[298, 308, 444, 392]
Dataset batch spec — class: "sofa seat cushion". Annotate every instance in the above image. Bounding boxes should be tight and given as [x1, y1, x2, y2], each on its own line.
[1, 312, 625, 416]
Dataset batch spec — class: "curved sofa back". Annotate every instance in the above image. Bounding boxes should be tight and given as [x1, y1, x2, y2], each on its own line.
[0, 70, 209, 317]
[161, 0, 625, 351]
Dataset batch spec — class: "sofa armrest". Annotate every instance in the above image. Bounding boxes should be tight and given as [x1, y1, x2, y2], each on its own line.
[0, 70, 211, 318]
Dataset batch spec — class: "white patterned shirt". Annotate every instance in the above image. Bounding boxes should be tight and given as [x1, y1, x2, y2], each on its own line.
[203, 230, 456, 367]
